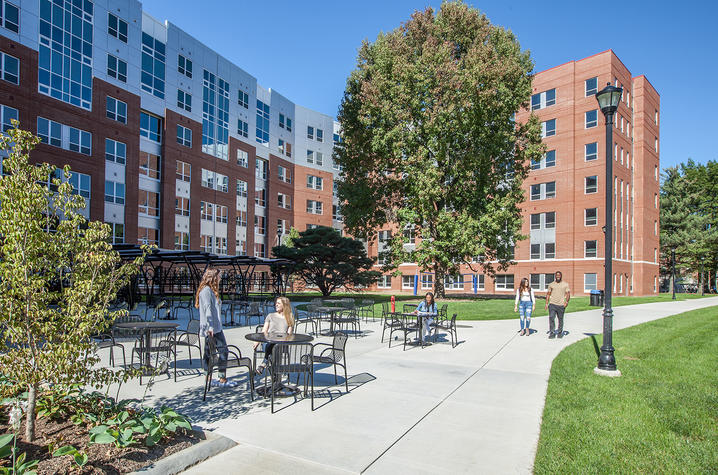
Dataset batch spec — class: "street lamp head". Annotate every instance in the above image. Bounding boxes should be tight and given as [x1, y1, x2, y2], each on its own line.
[595, 82, 623, 116]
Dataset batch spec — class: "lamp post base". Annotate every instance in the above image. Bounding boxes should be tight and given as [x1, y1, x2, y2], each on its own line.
[594, 367, 622, 377]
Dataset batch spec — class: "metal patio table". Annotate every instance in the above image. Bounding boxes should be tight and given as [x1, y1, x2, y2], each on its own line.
[245, 332, 314, 396]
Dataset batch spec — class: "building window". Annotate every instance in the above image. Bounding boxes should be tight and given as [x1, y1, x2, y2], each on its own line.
[307, 200, 323, 215]
[585, 110, 598, 128]
[277, 165, 291, 183]
[585, 142, 598, 161]
[584, 273, 598, 291]
[530, 181, 556, 200]
[445, 275, 463, 290]
[530, 244, 541, 259]
[106, 97, 127, 124]
[654, 220, 658, 235]
[236, 149, 249, 167]
[174, 231, 189, 250]
[333, 204, 343, 221]
[202, 70, 230, 159]
[138, 190, 159, 217]
[105, 138, 126, 165]
[140, 111, 162, 143]
[177, 54, 192, 78]
[654, 109, 659, 126]
[532, 150, 556, 170]
[254, 243, 265, 258]
[108, 222, 124, 244]
[377, 275, 391, 289]
[530, 273, 554, 291]
[177, 89, 192, 112]
[255, 158, 268, 180]
[37, 117, 91, 155]
[541, 119, 556, 138]
[585, 175, 598, 194]
[254, 215, 266, 235]
[255, 99, 270, 145]
[585, 77, 598, 96]
[0, 52, 19, 84]
[238, 89, 249, 109]
[495, 274, 514, 290]
[585, 240, 598, 258]
[531, 88, 556, 110]
[104, 180, 125, 204]
[138, 227, 159, 246]
[255, 188, 266, 207]
[216, 206, 228, 224]
[107, 54, 127, 83]
[1, 0, 19, 33]
[654, 193, 658, 209]
[332, 159, 343, 172]
[237, 119, 248, 138]
[236, 210, 247, 227]
[39, 0, 93, 109]
[176, 160, 191, 182]
[177, 125, 192, 148]
[316, 129, 323, 142]
[307, 126, 314, 140]
[307, 175, 323, 190]
[402, 275, 414, 289]
[200, 201, 213, 221]
[139, 152, 161, 180]
[655, 137, 658, 153]
[107, 13, 128, 43]
[67, 171, 90, 199]
[0, 103, 16, 133]
[278, 193, 291, 209]
[175, 197, 190, 217]
[585, 208, 598, 226]
[141, 32, 166, 99]
[544, 242, 555, 259]
[201, 169, 228, 192]
[236, 179, 247, 197]
[200, 234, 213, 253]
[307, 150, 314, 164]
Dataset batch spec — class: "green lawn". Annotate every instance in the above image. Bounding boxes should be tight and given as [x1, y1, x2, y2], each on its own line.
[288, 292, 712, 321]
[533, 306, 718, 474]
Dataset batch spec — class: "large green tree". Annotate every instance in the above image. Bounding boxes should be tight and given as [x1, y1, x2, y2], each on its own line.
[0, 124, 145, 441]
[334, 1, 543, 297]
[272, 226, 380, 296]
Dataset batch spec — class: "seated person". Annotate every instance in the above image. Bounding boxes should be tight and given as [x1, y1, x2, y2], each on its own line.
[414, 292, 438, 341]
[254, 296, 294, 374]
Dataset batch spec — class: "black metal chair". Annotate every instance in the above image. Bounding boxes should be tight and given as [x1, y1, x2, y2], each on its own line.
[174, 319, 201, 365]
[92, 332, 125, 367]
[203, 336, 254, 402]
[389, 314, 421, 351]
[294, 308, 318, 335]
[268, 343, 313, 413]
[403, 303, 418, 313]
[252, 324, 266, 373]
[381, 302, 402, 343]
[431, 313, 458, 347]
[131, 328, 177, 385]
[360, 299, 375, 322]
[310, 332, 349, 393]
[334, 308, 360, 338]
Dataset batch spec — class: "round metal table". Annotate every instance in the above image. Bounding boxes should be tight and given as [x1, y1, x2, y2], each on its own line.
[114, 321, 179, 372]
[245, 332, 314, 397]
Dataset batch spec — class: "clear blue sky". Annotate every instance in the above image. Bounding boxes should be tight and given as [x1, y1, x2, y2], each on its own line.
[142, 0, 717, 171]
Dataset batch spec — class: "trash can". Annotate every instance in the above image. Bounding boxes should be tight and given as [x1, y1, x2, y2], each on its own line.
[590, 289, 604, 306]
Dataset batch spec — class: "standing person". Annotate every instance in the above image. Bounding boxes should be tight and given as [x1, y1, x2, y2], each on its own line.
[196, 268, 235, 387]
[514, 278, 535, 336]
[544, 271, 570, 339]
[414, 292, 438, 342]
[254, 296, 294, 374]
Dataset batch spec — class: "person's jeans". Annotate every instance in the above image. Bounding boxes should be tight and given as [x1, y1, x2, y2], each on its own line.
[421, 317, 434, 339]
[518, 301, 532, 330]
[204, 331, 229, 378]
[548, 304, 565, 335]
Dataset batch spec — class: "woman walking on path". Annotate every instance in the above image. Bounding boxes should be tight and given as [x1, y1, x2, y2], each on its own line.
[196, 268, 235, 387]
[514, 278, 535, 336]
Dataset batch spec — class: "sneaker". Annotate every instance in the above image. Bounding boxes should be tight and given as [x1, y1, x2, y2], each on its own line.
[548, 332, 556, 339]
[557, 332, 564, 339]
[525, 329, 530, 336]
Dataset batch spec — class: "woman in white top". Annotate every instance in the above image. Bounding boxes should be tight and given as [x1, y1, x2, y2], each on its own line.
[254, 296, 294, 374]
[514, 277, 535, 336]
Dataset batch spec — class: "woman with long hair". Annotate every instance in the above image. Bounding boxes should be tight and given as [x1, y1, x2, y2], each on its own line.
[254, 296, 294, 375]
[514, 277, 535, 336]
[414, 291, 438, 342]
[196, 268, 234, 386]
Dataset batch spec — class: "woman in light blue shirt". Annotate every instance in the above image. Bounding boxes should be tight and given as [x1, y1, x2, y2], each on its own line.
[415, 292, 438, 341]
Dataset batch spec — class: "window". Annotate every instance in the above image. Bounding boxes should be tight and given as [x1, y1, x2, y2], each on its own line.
[277, 165, 291, 183]
[175, 197, 189, 216]
[69, 127, 92, 155]
[277, 193, 291, 209]
[255, 188, 266, 207]
[37, 118, 91, 155]
[316, 129, 323, 142]
[654, 220, 658, 236]
[255, 158, 268, 180]
[377, 275, 391, 289]
[177, 90, 192, 112]
[138, 190, 159, 217]
[0, 104, 16, 133]
[585, 176, 598, 194]
[307, 200, 323, 215]
[495, 274, 514, 290]
[332, 160, 343, 172]
[530, 213, 541, 230]
[585, 208, 598, 226]
[255, 99, 270, 145]
[108, 223, 124, 244]
[177, 54, 192, 78]
[403, 226, 415, 244]
[585, 77, 598, 96]
[307, 175, 323, 190]
[444, 275, 463, 290]
[254, 243, 265, 258]
[107, 54, 127, 83]
[333, 204, 342, 221]
[377, 230, 392, 265]
[532, 150, 556, 170]
[544, 242, 555, 259]
[202, 70, 230, 159]
[201, 169, 228, 192]
[654, 109, 659, 126]
[545, 211, 556, 228]
[140, 111, 162, 143]
[530, 244, 541, 259]
[238, 90, 249, 109]
[176, 160, 191, 182]
[216, 206, 228, 223]
[420, 274, 433, 290]
[584, 273, 597, 291]
[38, 0, 92, 109]
[0, 52, 19, 84]
[237, 119, 248, 138]
[177, 125, 192, 147]
[200, 234, 213, 253]
[200, 201, 213, 221]
[104, 181, 125, 204]
[108, 13, 128, 43]
[315, 151, 323, 166]
[67, 171, 90, 199]
[105, 139, 126, 165]
[402, 275, 414, 289]
[655, 137, 658, 153]
[585, 142, 598, 161]
[307, 126, 314, 140]
[654, 193, 658, 209]
[530, 273, 554, 291]
[237, 149, 248, 167]
[531, 88, 556, 110]
[138, 227, 159, 246]
[174, 231, 189, 251]
[333, 181, 339, 197]
[236, 211, 247, 227]
[530, 181, 556, 200]
[36, 117, 61, 147]
[541, 119, 556, 138]
[141, 32, 166, 99]
[475, 274, 485, 290]
[279, 113, 286, 129]
[284, 142, 292, 158]
[106, 97, 127, 124]
[1, 0, 19, 33]
[139, 152, 161, 180]
[254, 215, 266, 235]
[585, 240, 597, 258]
[236, 179, 247, 197]
[585, 110, 598, 128]
[307, 150, 315, 164]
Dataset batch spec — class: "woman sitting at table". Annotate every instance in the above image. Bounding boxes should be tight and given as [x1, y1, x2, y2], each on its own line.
[414, 292, 438, 342]
[254, 296, 294, 375]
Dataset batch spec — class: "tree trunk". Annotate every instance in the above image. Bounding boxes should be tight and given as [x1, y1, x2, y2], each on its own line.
[433, 263, 446, 298]
[25, 383, 37, 442]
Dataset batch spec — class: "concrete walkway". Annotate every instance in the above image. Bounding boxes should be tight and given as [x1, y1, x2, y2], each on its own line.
[114, 297, 718, 474]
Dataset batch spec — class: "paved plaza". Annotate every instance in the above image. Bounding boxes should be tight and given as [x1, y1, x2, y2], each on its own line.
[108, 297, 718, 474]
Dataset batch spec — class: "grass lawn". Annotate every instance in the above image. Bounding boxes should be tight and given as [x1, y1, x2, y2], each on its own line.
[533, 306, 718, 474]
[288, 292, 712, 321]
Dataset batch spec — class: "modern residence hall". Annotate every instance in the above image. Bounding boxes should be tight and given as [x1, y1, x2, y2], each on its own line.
[0, 1, 659, 296]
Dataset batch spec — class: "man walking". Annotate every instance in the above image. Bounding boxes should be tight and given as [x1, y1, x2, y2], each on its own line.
[545, 271, 570, 339]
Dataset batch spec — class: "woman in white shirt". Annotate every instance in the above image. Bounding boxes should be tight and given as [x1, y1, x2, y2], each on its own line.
[514, 277, 535, 336]
[254, 296, 294, 374]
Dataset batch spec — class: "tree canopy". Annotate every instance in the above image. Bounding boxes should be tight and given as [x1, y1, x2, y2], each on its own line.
[272, 226, 380, 296]
[334, 1, 543, 296]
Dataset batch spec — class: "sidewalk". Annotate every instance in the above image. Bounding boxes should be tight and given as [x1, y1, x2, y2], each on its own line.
[141, 297, 718, 474]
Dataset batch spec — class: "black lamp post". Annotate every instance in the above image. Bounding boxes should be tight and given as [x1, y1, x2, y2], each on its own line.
[275, 227, 283, 255]
[671, 247, 677, 300]
[595, 83, 622, 375]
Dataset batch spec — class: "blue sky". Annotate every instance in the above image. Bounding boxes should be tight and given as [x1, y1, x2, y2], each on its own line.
[141, 0, 717, 170]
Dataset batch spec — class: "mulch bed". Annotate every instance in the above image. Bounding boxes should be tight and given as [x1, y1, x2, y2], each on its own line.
[1, 417, 201, 474]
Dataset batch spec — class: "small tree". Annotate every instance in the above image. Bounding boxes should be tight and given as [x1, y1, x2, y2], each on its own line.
[272, 226, 380, 296]
[0, 123, 145, 441]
